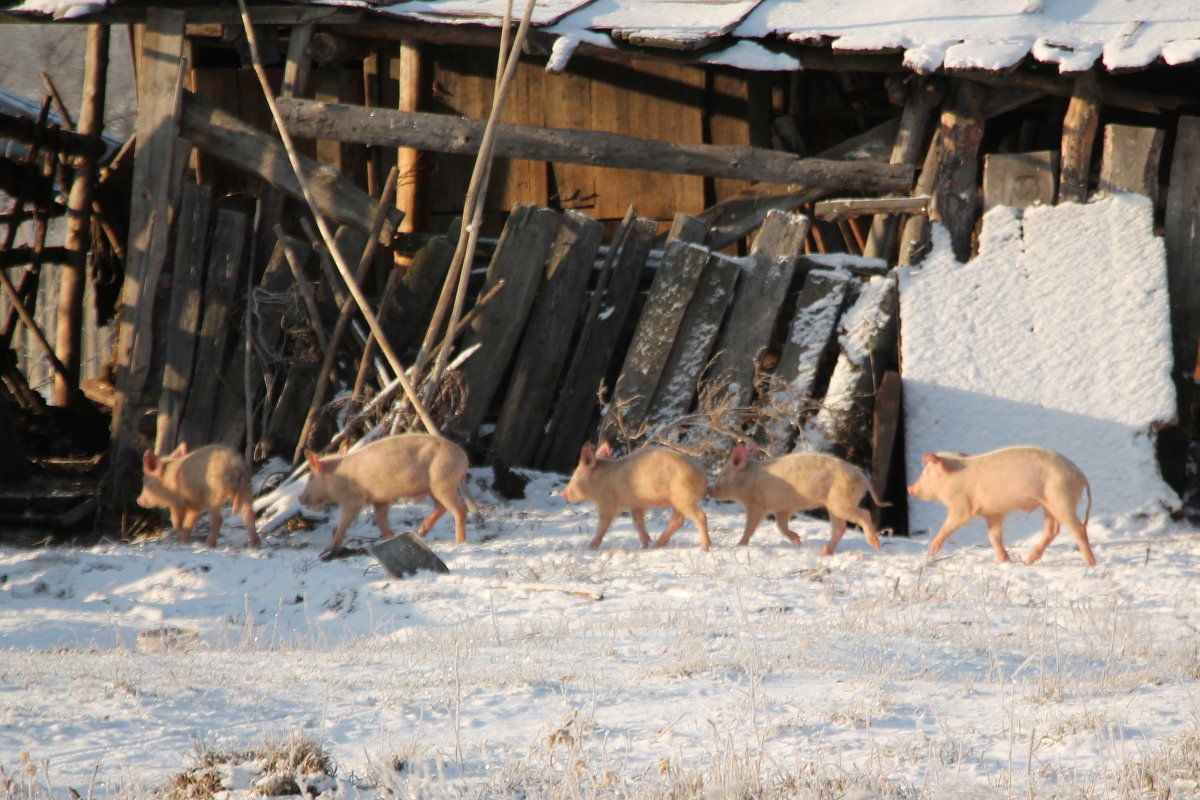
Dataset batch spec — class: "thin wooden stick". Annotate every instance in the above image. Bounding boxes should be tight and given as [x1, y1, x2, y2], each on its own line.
[416, 0, 535, 398]
[236, 0, 438, 436]
[292, 166, 400, 463]
[0, 266, 73, 386]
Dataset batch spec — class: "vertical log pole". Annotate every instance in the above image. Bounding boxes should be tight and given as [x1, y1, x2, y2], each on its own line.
[55, 24, 109, 408]
[863, 76, 941, 261]
[108, 9, 186, 512]
[1058, 70, 1100, 205]
[927, 79, 986, 263]
[396, 41, 423, 248]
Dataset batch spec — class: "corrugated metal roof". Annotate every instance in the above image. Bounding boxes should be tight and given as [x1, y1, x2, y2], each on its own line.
[6, 0, 1200, 74]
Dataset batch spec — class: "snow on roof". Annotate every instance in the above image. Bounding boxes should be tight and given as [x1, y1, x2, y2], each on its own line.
[899, 193, 1179, 543]
[7, 0, 1200, 73]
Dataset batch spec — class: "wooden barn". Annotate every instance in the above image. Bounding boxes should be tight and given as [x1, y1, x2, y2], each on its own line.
[1, 0, 1199, 539]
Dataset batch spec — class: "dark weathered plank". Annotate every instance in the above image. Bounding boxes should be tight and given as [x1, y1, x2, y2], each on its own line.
[109, 7, 185, 504]
[491, 210, 604, 466]
[764, 268, 853, 449]
[870, 369, 903, 530]
[1059, 70, 1100, 204]
[178, 208, 248, 449]
[982, 151, 1058, 211]
[381, 234, 455, 358]
[276, 98, 915, 193]
[1161, 115, 1200, 487]
[536, 216, 659, 472]
[646, 251, 740, 433]
[154, 184, 212, 454]
[600, 239, 710, 441]
[1099, 124, 1164, 198]
[453, 205, 561, 440]
[252, 237, 308, 461]
[709, 210, 810, 408]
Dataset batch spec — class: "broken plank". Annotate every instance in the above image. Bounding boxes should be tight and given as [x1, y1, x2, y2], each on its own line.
[709, 210, 810, 408]
[1099, 124, 1164, 199]
[178, 207, 249, 449]
[491, 210, 604, 467]
[453, 205, 561, 441]
[600, 239, 710, 442]
[764, 268, 853, 450]
[806, 273, 898, 462]
[536, 216, 659, 473]
[645, 251, 740, 434]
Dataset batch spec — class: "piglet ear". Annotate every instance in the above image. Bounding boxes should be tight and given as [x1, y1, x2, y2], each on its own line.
[746, 441, 763, 460]
[580, 442, 596, 468]
[142, 451, 158, 472]
[731, 443, 748, 470]
[168, 442, 187, 459]
[922, 452, 940, 465]
[304, 449, 324, 474]
[596, 441, 613, 459]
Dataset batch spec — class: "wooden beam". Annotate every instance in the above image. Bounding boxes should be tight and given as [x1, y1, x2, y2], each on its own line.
[815, 196, 930, 222]
[276, 98, 915, 193]
[178, 91, 402, 239]
[1058, 70, 1100, 204]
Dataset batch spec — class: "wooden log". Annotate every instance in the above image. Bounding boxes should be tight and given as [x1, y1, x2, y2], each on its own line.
[1098, 124, 1164, 199]
[982, 151, 1058, 211]
[276, 98, 916, 194]
[536, 216, 658, 472]
[109, 7, 186, 508]
[1058, 70, 1100, 204]
[154, 184, 212, 455]
[178, 207, 249, 449]
[646, 251, 740, 433]
[927, 79, 987, 262]
[54, 23, 108, 409]
[178, 91, 402, 241]
[491, 210, 604, 466]
[709, 210, 810, 408]
[452, 204, 561, 441]
[764, 268, 853, 450]
[600, 239, 710, 442]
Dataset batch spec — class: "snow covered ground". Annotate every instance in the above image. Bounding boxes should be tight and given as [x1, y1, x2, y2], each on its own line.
[3, 196, 1199, 799]
[2, 463, 1199, 800]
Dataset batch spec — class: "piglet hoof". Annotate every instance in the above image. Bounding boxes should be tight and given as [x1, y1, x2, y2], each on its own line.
[818, 545, 835, 556]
